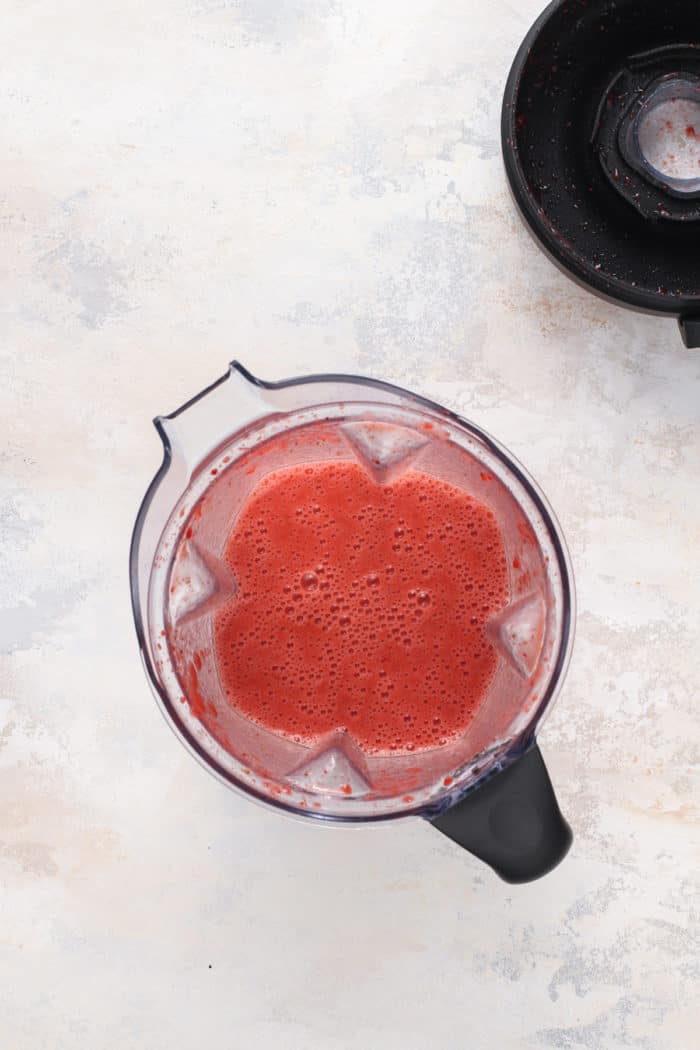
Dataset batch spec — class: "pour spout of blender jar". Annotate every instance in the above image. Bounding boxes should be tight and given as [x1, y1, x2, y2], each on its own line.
[155, 362, 279, 480]
[431, 742, 572, 884]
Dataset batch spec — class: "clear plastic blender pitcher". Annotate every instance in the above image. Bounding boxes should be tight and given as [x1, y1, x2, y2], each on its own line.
[130, 363, 575, 882]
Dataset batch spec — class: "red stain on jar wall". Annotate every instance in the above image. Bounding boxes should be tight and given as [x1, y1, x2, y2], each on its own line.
[186, 662, 207, 720]
[517, 520, 537, 547]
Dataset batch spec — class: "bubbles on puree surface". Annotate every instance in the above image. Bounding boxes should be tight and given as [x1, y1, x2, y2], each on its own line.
[213, 461, 510, 754]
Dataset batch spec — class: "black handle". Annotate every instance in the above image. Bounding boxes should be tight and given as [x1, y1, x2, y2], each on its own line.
[430, 743, 572, 884]
[679, 316, 700, 349]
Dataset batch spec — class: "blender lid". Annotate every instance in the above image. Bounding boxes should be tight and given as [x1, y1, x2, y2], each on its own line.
[502, 0, 700, 348]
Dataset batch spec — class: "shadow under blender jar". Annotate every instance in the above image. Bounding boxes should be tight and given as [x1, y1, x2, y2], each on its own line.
[130, 364, 575, 883]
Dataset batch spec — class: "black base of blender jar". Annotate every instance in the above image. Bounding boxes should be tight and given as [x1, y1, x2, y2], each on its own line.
[431, 743, 572, 884]
[502, 0, 700, 347]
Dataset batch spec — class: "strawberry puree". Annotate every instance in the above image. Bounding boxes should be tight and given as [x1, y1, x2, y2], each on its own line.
[214, 461, 509, 754]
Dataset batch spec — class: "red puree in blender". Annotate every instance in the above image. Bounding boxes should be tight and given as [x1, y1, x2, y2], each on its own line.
[214, 461, 509, 754]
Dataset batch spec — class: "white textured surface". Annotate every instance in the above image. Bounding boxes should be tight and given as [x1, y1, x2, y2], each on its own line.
[2, 2, 699, 1047]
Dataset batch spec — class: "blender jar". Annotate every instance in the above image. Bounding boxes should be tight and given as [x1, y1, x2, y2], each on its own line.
[130, 363, 575, 882]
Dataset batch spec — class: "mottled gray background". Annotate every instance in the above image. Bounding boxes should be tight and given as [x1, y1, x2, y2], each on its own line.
[2, 2, 699, 1047]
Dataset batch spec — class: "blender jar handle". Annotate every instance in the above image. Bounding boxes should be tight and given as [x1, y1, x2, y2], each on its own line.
[430, 743, 572, 883]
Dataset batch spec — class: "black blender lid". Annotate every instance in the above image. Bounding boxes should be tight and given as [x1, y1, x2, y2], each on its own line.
[502, 0, 700, 348]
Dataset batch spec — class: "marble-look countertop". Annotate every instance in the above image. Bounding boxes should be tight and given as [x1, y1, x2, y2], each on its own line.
[3, 2, 699, 1047]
